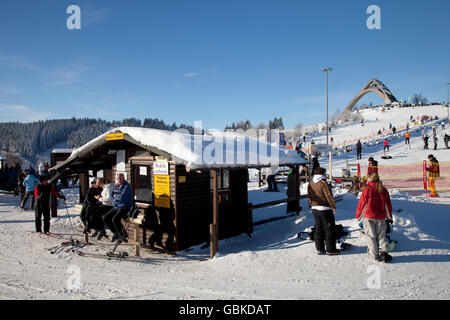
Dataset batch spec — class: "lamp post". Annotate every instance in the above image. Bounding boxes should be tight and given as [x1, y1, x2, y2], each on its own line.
[322, 67, 332, 146]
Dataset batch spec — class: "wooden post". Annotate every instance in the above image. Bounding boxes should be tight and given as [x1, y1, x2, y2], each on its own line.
[84, 232, 89, 243]
[295, 165, 300, 216]
[247, 203, 254, 235]
[134, 227, 140, 257]
[210, 223, 217, 258]
[258, 169, 262, 187]
[211, 169, 219, 258]
[329, 151, 332, 182]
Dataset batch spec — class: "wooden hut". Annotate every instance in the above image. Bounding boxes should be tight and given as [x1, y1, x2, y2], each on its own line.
[51, 127, 306, 252]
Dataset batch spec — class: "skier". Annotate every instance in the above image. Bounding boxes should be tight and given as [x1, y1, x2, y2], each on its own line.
[423, 134, 429, 149]
[405, 131, 411, 147]
[295, 140, 303, 154]
[426, 154, 440, 198]
[367, 157, 378, 176]
[20, 170, 39, 210]
[383, 138, 389, 152]
[433, 135, 438, 150]
[356, 173, 393, 263]
[103, 173, 133, 242]
[34, 175, 66, 234]
[444, 133, 449, 149]
[307, 167, 339, 256]
[356, 140, 362, 160]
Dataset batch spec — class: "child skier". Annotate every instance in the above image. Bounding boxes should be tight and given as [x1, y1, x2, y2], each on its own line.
[355, 173, 393, 263]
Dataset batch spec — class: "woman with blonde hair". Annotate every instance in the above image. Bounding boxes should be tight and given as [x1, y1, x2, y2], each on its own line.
[355, 173, 393, 262]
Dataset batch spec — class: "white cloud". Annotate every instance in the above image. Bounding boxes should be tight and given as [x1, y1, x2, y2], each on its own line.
[46, 66, 90, 86]
[184, 72, 201, 78]
[1, 105, 52, 122]
[0, 54, 40, 72]
[0, 86, 21, 97]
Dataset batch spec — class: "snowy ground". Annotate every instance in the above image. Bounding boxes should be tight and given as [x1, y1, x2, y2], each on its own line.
[0, 184, 449, 300]
[0, 105, 449, 300]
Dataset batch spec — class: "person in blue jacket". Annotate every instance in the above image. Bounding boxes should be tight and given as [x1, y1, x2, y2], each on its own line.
[103, 173, 133, 242]
[20, 170, 40, 210]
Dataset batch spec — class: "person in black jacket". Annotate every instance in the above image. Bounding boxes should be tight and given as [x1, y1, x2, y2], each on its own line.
[82, 178, 108, 238]
[356, 140, 362, 160]
[34, 175, 65, 234]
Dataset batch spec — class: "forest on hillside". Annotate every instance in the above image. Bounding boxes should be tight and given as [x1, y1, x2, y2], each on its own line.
[0, 117, 194, 164]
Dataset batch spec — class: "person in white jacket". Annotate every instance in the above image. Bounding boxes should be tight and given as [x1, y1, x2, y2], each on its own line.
[100, 180, 115, 206]
[264, 165, 279, 192]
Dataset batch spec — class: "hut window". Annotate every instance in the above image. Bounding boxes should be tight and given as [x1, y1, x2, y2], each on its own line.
[210, 169, 231, 191]
[133, 164, 152, 203]
[222, 169, 230, 189]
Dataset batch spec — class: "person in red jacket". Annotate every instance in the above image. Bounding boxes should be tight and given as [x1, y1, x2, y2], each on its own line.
[383, 138, 389, 152]
[355, 173, 393, 263]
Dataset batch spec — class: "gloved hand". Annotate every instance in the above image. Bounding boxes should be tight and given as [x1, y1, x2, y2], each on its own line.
[386, 219, 393, 224]
[60, 194, 66, 200]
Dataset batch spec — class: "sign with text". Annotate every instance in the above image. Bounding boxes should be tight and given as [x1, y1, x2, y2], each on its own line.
[154, 174, 170, 208]
[154, 161, 169, 175]
[106, 133, 124, 141]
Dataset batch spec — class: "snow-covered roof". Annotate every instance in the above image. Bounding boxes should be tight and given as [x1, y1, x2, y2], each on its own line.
[55, 127, 305, 170]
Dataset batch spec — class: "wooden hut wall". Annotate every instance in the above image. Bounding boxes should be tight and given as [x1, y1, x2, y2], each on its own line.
[175, 165, 212, 250]
[219, 168, 249, 238]
[123, 159, 178, 252]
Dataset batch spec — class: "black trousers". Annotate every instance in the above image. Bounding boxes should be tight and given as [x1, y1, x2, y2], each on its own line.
[267, 175, 278, 191]
[103, 207, 129, 237]
[35, 202, 50, 233]
[312, 209, 337, 252]
[357, 151, 362, 159]
[87, 205, 112, 232]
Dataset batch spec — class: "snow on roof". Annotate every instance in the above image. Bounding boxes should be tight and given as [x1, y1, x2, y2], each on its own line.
[62, 126, 305, 169]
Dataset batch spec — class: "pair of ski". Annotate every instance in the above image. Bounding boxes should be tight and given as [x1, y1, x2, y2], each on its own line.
[76, 243, 176, 262]
[47, 239, 88, 254]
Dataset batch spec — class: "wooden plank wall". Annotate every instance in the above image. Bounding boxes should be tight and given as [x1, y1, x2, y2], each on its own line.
[175, 165, 212, 250]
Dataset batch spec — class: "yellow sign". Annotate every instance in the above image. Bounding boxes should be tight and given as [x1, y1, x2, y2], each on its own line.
[106, 133, 124, 141]
[154, 174, 170, 208]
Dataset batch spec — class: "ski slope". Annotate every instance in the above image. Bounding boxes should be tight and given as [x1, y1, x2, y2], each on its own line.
[303, 105, 449, 173]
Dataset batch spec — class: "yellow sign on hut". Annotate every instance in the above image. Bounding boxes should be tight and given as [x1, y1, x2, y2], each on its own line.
[154, 174, 170, 208]
[105, 133, 125, 141]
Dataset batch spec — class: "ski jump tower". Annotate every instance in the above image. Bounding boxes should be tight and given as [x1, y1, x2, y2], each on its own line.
[344, 78, 398, 113]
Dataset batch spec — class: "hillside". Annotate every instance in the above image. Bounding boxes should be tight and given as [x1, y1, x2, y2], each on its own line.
[0, 117, 195, 166]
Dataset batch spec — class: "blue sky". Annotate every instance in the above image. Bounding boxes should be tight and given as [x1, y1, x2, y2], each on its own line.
[0, 0, 449, 129]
